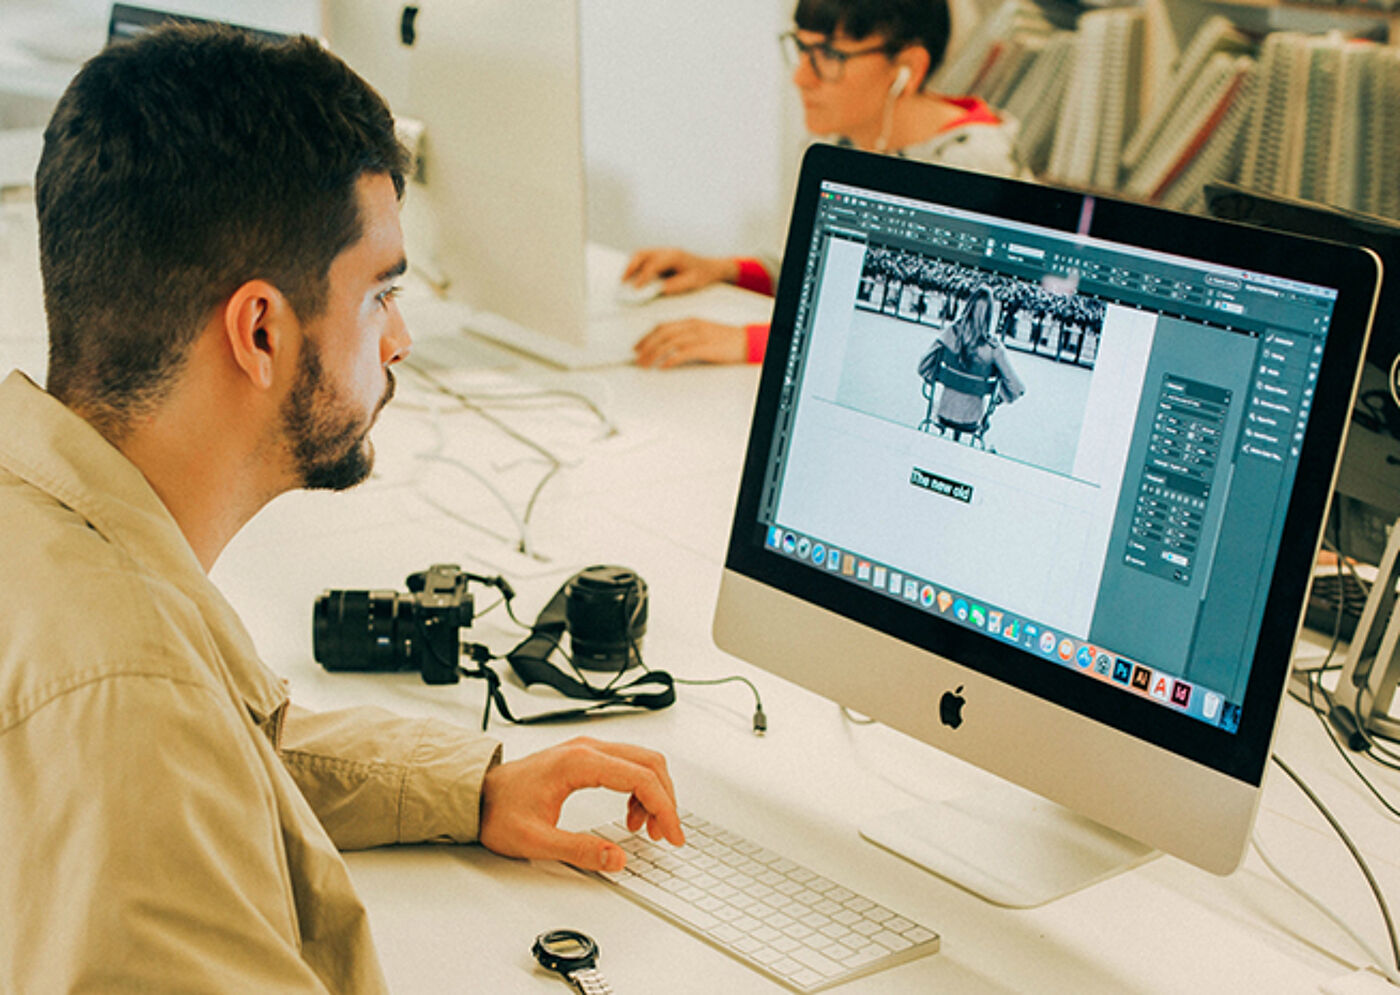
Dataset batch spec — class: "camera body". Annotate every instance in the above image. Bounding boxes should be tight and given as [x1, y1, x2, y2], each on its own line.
[313, 564, 474, 685]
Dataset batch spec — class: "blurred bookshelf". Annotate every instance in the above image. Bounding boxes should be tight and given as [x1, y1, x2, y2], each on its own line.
[941, 0, 1400, 219]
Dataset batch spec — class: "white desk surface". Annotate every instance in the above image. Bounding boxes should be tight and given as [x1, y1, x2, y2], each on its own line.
[3, 194, 1399, 994]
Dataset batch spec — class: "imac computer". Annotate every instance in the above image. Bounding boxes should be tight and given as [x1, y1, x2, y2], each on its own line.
[714, 144, 1380, 907]
[324, 0, 770, 368]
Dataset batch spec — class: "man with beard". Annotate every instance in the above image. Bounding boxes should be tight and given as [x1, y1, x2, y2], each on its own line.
[0, 23, 682, 992]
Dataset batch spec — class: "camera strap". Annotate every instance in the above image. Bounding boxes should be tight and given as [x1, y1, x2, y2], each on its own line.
[460, 652, 675, 729]
[459, 580, 675, 729]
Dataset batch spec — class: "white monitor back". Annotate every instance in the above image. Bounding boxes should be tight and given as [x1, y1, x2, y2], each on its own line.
[402, 1, 590, 360]
[327, 0, 591, 364]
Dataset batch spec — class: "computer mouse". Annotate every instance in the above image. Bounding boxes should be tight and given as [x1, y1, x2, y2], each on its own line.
[614, 279, 663, 306]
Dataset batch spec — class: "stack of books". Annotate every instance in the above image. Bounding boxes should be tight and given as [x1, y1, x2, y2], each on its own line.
[1239, 31, 1400, 219]
[947, 1, 1400, 220]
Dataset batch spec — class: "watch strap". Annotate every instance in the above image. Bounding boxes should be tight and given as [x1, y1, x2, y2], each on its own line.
[567, 965, 614, 995]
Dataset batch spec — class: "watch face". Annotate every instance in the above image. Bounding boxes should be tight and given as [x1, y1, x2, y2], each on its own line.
[543, 935, 592, 960]
[533, 929, 599, 973]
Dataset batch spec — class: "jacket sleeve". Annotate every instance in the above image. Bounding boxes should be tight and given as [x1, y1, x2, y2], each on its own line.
[278, 703, 502, 851]
[0, 674, 337, 994]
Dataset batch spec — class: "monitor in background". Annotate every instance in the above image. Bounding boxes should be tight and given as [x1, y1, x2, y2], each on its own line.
[324, 0, 769, 369]
[1203, 183, 1400, 742]
[106, 3, 291, 45]
[714, 144, 1379, 908]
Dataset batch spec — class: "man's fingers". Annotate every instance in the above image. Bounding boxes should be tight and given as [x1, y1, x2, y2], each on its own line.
[578, 757, 683, 846]
[524, 825, 628, 873]
[553, 738, 683, 845]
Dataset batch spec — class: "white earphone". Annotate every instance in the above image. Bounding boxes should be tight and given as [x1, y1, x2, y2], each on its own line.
[890, 65, 911, 98]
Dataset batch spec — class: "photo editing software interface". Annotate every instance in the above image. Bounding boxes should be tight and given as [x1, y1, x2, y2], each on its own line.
[757, 181, 1341, 735]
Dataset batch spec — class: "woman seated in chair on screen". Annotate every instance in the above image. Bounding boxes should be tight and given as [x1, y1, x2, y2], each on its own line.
[626, 0, 1022, 369]
[918, 285, 1025, 442]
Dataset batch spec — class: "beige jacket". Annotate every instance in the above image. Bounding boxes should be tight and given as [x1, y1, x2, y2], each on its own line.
[0, 370, 501, 992]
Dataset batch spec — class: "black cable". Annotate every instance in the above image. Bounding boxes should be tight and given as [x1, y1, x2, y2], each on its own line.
[1303, 669, 1400, 819]
[1270, 753, 1400, 972]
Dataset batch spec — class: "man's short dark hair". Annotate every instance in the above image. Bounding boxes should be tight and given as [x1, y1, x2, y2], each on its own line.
[36, 24, 409, 432]
[793, 0, 952, 78]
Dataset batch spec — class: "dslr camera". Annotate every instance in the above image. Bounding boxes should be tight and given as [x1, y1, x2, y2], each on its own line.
[313, 564, 475, 684]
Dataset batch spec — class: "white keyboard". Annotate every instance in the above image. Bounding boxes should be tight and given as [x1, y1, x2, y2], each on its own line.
[588, 811, 940, 993]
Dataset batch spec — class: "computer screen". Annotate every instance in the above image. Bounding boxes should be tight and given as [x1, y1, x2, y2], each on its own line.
[714, 144, 1379, 906]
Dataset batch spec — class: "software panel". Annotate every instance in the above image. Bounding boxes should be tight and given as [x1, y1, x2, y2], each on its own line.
[1205, 182, 1400, 586]
[715, 145, 1380, 906]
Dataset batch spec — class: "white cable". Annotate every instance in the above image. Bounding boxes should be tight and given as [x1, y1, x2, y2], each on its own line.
[1251, 831, 1400, 987]
[406, 380, 539, 557]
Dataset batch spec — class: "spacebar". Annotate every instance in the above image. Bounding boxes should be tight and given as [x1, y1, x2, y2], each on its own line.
[617, 877, 720, 932]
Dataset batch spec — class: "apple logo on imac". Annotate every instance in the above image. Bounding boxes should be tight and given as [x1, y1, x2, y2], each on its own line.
[939, 686, 965, 729]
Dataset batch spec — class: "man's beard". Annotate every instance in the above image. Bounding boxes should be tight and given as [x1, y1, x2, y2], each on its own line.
[281, 336, 394, 492]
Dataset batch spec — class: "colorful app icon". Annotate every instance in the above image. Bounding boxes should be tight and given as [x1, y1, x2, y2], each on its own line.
[873, 566, 887, 588]
[953, 599, 969, 621]
[919, 585, 936, 608]
[889, 571, 903, 594]
[1150, 675, 1172, 701]
[1003, 618, 1020, 641]
[768, 527, 783, 548]
[828, 550, 841, 572]
[812, 543, 826, 566]
[1039, 630, 1057, 655]
[1131, 665, 1152, 692]
[937, 590, 953, 613]
[1112, 659, 1132, 684]
[782, 532, 796, 554]
[903, 579, 919, 601]
[841, 556, 856, 577]
[987, 611, 1003, 635]
[1094, 654, 1112, 678]
[1075, 645, 1095, 669]
[796, 537, 811, 559]
[1171, 680, 1192, 708]
[1057, 639, 1074, 661]
[969, 605, 986, 628]
[857, 561, 871, 582]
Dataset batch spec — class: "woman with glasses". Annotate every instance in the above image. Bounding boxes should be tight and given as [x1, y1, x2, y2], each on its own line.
[628, 0, 1020, 369]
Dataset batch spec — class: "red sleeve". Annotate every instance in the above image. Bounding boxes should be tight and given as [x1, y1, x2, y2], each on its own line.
[745, 323, 770, 365]
[734, 258, 775, 297]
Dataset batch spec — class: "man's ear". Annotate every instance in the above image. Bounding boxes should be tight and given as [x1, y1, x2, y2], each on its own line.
[221, 279, 298, 391]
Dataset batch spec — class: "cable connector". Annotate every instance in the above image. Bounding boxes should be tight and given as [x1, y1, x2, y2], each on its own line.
[1327, 702, 1367, 752]
[753, 702, 767, 736]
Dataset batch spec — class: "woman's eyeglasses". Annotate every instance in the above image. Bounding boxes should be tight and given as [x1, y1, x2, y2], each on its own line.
[779, 31, 895, 83]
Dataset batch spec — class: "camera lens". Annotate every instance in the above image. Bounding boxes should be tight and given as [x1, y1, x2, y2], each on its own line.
[564, 565, 647, 672]
[313, 589, 418, 672]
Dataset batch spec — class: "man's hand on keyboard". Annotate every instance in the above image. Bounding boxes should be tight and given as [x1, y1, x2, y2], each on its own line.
[478, 736, 686, 872]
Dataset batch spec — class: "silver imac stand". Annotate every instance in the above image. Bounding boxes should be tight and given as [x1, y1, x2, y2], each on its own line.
[1336, 516, 1400, 739]
[861, 781, 1156, 909]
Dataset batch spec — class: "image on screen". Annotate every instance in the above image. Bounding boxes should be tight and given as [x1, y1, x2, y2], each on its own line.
[755, 180, 1341, 737]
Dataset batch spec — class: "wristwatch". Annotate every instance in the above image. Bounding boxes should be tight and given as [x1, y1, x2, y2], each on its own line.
[532, 929, 614, 994]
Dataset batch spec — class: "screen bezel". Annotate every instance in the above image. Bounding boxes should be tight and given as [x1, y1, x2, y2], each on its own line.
[724, 144, 1378, 788]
